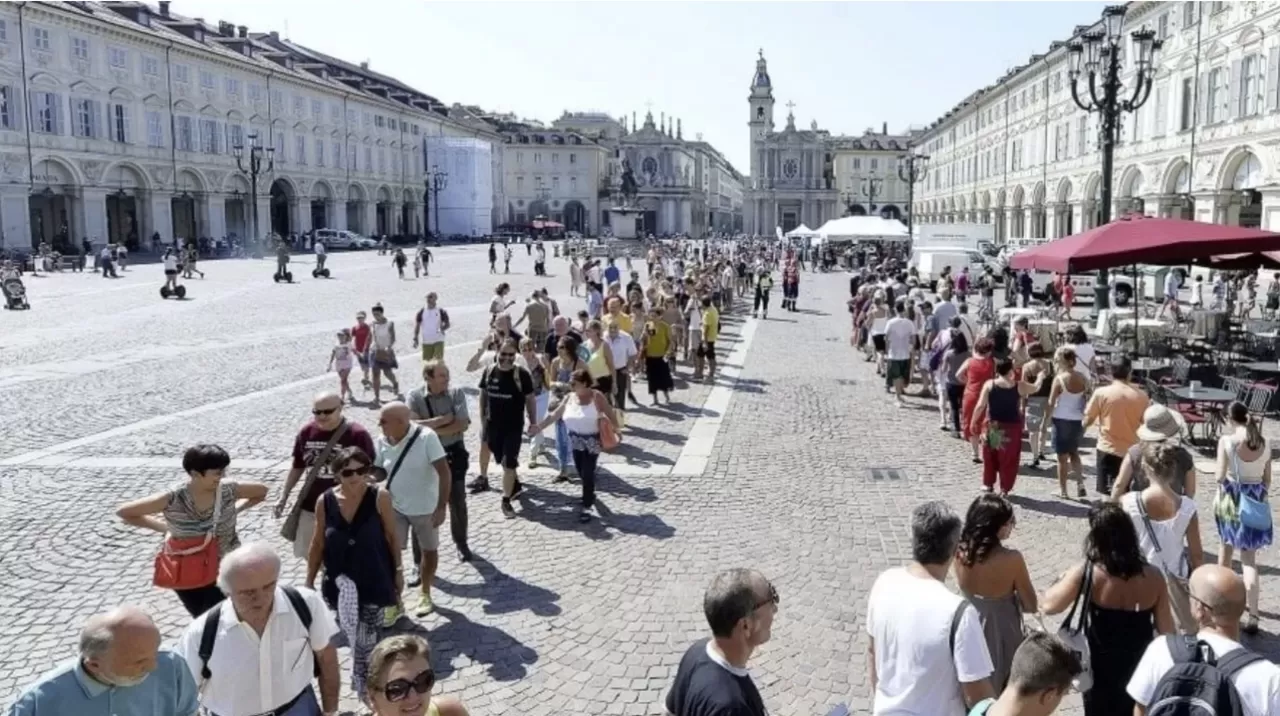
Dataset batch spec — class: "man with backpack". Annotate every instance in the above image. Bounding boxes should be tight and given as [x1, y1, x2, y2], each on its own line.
[1126, 564, 1280, 716]
[176, 542, 340, 716]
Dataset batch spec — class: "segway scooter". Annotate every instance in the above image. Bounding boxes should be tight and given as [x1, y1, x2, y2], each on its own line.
[1, 273, 29, 309]
[159, 283, 187, 299]
[311, 258, 331, 279]
[273, 262, 294, 283]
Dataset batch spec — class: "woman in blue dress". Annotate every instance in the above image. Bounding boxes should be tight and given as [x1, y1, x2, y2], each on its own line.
[1213, 401, 1273, 634]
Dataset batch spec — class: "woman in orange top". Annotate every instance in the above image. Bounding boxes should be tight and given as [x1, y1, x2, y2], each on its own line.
[957, 336, 997, 463]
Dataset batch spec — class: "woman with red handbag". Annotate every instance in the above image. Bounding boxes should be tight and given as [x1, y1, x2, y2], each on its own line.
[528, 369, 619, 524]
[116, 444, 269, 616]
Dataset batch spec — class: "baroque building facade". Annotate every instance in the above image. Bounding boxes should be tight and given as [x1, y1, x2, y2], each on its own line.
[913, 1, 1280, 240]
[745, 51, 912, 235]
[0, 1, 502, 252]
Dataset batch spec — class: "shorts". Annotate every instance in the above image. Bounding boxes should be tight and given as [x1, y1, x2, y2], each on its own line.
[687, 327, 703, 350]
[164, 269, 178, 277]
[871, 334, 887, 353]
[356, 350, 371, 369]
[699, 341, 717, 360]
[485, 423, 523, 470]
[292, 510, 316, 559]
[393, 510, 439, 553]
[1052, 418, 1083, 455]
[886, 359, 911, 383]
[372, 349, 398, 370]
[420, 342, 445, 362]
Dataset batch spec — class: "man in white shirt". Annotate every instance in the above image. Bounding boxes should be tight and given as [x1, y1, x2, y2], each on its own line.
[866, 501, 994, 715]
[177, 542, 340, 716]
[313, 239, 326, 273]
[1127, 565, 1280, 716]
[412, 292, 449, 362]
[375, 402, 450, 617]
[605, 318, 639, 423]
[883, 302, 918, 407]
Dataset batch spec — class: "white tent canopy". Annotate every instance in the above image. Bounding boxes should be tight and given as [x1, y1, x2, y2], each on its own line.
[784, 223, 819, 238]
[815, 216, 910, 242]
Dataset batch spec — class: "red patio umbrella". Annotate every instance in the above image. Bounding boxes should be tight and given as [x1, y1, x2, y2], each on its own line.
[1007, 215, 1280, 274]
[532, 219, 563, 229]
[1203, 251, 1280, 271]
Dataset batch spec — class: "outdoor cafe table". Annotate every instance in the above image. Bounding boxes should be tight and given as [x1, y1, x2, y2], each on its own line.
[1240, 361, 1280, 376]
[1000, 306, 1040, 330]
[1130, 358, 1171, 376]
[1116, 318, 1171, 348]
[1166, 386, 1235, 442]
[1026, 319, 1058, 350]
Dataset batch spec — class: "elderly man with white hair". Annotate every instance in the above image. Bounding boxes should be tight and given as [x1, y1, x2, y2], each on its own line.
[176, 541, 340, 716]
[9, 605, 198, 715]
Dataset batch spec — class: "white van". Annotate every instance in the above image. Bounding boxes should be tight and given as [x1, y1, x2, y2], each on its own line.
[313, 229, 366, 250]
[911, 245, 988, 291]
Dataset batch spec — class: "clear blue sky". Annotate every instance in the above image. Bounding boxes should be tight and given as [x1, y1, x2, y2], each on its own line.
[174, 1, 1109, 172]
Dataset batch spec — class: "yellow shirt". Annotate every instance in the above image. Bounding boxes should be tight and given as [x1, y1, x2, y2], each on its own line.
[645, 321, 671, 357]
[610, 312, 634, 334]
[702, 306, 720, 342]
[1083, 381, 1150, 456]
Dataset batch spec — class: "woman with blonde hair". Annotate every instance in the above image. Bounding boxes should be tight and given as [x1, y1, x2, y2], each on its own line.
[1213, 400, 1273, 633]
[366, 635, 469, 716]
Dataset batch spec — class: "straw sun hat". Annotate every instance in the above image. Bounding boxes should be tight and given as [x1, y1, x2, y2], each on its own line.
[1135, 404, 1185, 442]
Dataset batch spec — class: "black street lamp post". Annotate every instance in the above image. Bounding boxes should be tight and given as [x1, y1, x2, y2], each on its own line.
[897, 150, 930, 242]
[1067, 4, 1161, 313]
[424, 164, 448, 239]
[232, 130, 274, 245]
[861, 176, 883, 216]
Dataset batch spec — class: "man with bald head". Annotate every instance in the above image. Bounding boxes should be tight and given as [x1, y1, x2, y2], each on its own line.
[374, 400, 450, 616]
[543, 314, 583, 360]
[10, 606, 198, 715]
[1128, 564, 1280, 715]
[275, 390, 376, 559]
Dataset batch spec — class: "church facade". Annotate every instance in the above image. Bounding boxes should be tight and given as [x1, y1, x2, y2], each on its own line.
[745, 52, 913, 236]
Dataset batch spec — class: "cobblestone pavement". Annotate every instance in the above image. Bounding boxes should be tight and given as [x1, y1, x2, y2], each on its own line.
[3, 253, 1278, 715]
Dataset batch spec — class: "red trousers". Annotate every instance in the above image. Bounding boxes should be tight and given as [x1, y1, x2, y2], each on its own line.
[981, 421, 1023, 493]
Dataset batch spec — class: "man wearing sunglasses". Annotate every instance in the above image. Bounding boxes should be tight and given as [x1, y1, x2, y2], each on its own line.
[479, 338, 537, 519]
[665, 569, 776, 716]
[275, 392, 376, 559]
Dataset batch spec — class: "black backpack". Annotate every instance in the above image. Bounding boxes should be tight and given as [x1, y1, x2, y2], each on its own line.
[1146, 636, 1262, 716]
[198, 586, 318, 681]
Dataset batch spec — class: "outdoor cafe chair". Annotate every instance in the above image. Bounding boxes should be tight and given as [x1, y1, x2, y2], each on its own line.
[1245, 382, 1276, 420]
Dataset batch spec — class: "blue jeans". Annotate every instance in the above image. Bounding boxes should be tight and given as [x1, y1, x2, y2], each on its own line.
[555, 419, 571, 471]
[530, 392, 549, 455]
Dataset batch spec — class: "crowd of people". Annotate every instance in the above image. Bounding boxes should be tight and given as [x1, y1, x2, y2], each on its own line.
[8, 235, 811, 716]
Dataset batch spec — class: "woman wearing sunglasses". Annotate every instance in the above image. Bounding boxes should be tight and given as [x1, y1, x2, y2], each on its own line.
[367, 635, 469, 716]
[306, 446, 403, 705]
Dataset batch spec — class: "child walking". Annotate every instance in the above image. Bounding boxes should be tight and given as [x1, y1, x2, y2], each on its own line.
[328, 329, 355, 402]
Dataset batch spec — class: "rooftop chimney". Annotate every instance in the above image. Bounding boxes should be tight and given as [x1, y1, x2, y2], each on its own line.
[238, 25, 247, 38]
[158, 0, 170, 17]
[360, 61, 369, 70]
[269, 30, 279, 41]
[882, 121, 888, 134]
[218, 21, 233, 37]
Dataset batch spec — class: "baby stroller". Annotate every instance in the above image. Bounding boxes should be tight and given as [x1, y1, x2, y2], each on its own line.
[2, 271, 29, 309]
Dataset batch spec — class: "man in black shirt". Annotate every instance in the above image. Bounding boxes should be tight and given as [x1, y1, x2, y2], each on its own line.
[543, 315, 583, 360]
[479, 338, 537, 519]
[666, 569, 776, 716]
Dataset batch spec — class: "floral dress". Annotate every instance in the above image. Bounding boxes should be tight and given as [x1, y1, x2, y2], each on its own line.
[1213, 436, 1273, 551]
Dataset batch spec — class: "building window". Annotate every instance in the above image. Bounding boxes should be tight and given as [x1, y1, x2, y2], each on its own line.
[377, 148, 385, 174]
[1157, 11, 1170, 39]
[248, 83, 262, 102]
[871, 158, 879, 171]
[295, 135, 306, 164]
[270, 89, 283, 109]
[72, 98, 98, 138]
[143, 55, 159, 76]
[1207, 67, 1225, 123]
[108, 103, 129, 143]
[311, 100, 322, 122]
[1179, 77, 1194, 130]
[853, 157, 861, 170]
[0, 20, 7, 43]
[389, 118, 397, 131]
[225, 77, 241, 98]
[333, 141, 342, 168]
[109, 47, 127, 69]
[516, 176, 524, 193]
[517, 151, 523, 165]
[346, 109, 356, 125]
[31, 27, 50, 52]
[1241, 54, 1263, 117]
[570, 176, 577, 193]
[365, 147, 373, 173]
[1182, 1, 1198, 26]
[174, 64, 190, 84]
[348, 145, 357, 170]
[375, 115, 384, 129]
[292, 95, 304, 117]
[199, 118, 219, 153]
[274, 131, 286, 161]
[72, 37, 89, 62]
[227, 123, 243, 153]
[569, 152, 576, 164]
[176, 115, 194, 150]
[199, 70, 215, 90]
[534, 152, 542, 164]
[0, 86, 12, 130]
[316, 139, 324, 167]
[146, 111, 163, 147]
[1154, 83, 1168, 136]
[1077, 116, 1088, 154]
[330, 104, 341, 123]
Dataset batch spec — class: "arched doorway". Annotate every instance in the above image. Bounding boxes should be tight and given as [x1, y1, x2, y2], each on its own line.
[102, 163, 147, 249]
[310, 181, 333, 231]
[847, 203, 867, 216]
[270, 178, 294, 237]
[562, 200, 586, 233]
[27, 158, 77, 251]
[1166, 161, 1194, 220]
[879, 204, 902, 221]
[171, 170, 205, 242]
[224, 174, 250, 241]
[1227, 151, 1263, 228]
[375, 186, 394, 236]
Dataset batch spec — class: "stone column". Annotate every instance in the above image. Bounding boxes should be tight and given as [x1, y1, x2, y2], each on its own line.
[82, 188, 108, 245]
[291, 198, 311, 236]
[0, 189, 30, 251]
[1260, 188, 1280, 232]
[254, 195, 271, 239]
[363, 202, 377, 237]
[206, 195, 227, 240]
[149, 193, 173, 246]
[680, 199, 692, 234]
[332, 199, 348, 232]
[195, 194, 212, 239]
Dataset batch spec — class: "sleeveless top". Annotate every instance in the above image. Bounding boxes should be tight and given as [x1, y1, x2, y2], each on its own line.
[586, 343, 610, 379]
[1221, 435, 1269, 485]
[1052, 374, 1087, 421]
[163, 481, 241, 558]
[563, 394, 601, 436]
[371, 320, 394, 349]
[320, 488, 397, 609]
[987, 384, 1021, 423]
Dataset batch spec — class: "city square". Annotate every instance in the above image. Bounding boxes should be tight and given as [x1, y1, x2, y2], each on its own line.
[6, 1, 1280, 715]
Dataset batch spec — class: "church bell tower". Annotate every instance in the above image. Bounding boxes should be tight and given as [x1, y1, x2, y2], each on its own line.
[748, 49, 774, 144]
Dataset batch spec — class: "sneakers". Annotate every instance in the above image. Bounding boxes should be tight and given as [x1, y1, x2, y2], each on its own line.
[381, 604, 402, 628]
[414, 592, 434, 617]
[501, 498, 516, 518]
[467, 476, 490, 494]
[406, 573, 422, 588]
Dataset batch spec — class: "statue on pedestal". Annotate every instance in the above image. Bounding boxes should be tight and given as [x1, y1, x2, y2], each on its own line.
[619, 159, 639, 208]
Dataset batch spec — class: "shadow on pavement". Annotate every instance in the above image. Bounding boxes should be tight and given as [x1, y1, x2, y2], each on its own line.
[423, 605, 539, 682]
[433, 556, 563, 617]
[514, 484, 675, 540]
[1007, 493, 1091, 519]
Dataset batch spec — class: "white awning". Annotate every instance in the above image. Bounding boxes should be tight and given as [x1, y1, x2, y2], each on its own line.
[815, 216, 910, 242]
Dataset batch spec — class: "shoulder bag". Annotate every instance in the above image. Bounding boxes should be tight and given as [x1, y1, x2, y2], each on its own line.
[281, 420, 351, 542]
[153, 485, 225, 590]
[596, 392, 620, 451]
[1055, 560, 1094, 692]
[383, 427, 421, 492]
[1229, 441, 1273, 531]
